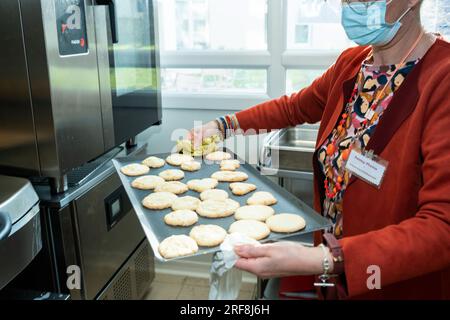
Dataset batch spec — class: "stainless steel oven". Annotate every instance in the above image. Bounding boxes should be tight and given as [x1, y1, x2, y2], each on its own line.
[0, 0, 162, 193]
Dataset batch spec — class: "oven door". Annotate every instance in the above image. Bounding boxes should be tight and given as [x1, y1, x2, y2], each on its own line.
[94, 0, 162, 150]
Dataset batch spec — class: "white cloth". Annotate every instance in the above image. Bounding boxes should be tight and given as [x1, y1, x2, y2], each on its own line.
[208, 233, 259, 300]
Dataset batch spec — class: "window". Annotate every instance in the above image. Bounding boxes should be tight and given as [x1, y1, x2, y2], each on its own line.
[157, 0, 449, 110]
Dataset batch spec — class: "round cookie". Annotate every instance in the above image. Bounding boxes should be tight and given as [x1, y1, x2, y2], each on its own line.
[247, 191, 277, 206]
[142, 192, 178, 210]
[159, 169, 185, 181]
[154, 181, 188, 195]
[120, 163, 150, 177]
[166, 154, 194, 166]
[158, 235, 198, 259]
[229, 182, 257, 196]
[181, 161, 201, 172]
[211, 171, 248, 182]
[234, 205, 275, 222]
[228, 220, 270, 240]
[131, 175, 165, 190]
[200, 189, 229, 201]
[196, 199, 240, 218]
[205, 151, 232, 161]
[171, 196, 201, 211]
[164, 210, 198, 227]
[220, 159, 240, 171]
[142, 156, 165, 168]
[266, 214, 306, 233]
[189, 225, 227, 247]
[187, 178, 219, 192]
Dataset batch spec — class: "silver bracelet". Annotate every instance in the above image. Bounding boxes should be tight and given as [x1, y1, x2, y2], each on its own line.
[314, 244, 335, 287]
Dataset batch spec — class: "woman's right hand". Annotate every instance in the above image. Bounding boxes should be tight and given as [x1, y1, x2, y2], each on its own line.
[187, 120, 222, 148]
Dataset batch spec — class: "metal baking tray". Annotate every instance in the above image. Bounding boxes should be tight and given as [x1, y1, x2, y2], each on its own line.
[113, 150, 331, 262]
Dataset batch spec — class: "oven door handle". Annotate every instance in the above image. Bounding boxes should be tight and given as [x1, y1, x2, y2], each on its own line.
[95, 0, 118, 44]
[0, 211, 12, 242]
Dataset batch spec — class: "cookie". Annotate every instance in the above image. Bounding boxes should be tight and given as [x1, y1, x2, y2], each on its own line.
[120, 163, 150, 177]
[154, 181, 188, 195]
[159, 169, 185, 181]
[220, 159, 241, 171]
[211, 171, 248, 182]
[158, 235, 199, 259]
[164, 210, 199, 227]
[196, 199, 240, 218]
[200, 189, 229, 201]
[171, 196, 201, 211]
[142, 156, 165, 168]
[187, 178, 219, 192]
[247, 191, 277, 206]
[266, 214, 306, 233]
[166, 153, 194, 166]
[228, 220, 270, 240]
[229, 182, 257, 196]
[180, 160, 201, 172]
[142, 192, 178, 210]
[234, 205, 275, 222]
[189, 225, 227, 247]
[205, 151, 232, 161]
[131, 175, 165, 190]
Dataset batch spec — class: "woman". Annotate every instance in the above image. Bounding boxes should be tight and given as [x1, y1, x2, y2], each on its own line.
[189, 0, 450, 299]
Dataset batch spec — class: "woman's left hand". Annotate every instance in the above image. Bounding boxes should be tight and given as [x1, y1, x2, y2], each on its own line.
[234, 242, 333, 279]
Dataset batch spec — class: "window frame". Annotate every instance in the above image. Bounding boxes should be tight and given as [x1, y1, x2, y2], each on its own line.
[159, 0, 343, 110]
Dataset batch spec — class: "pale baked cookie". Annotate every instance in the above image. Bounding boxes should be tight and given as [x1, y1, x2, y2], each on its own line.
[220, 159, 240, 171]
[154, 181, 188, 195]
[247, 191, 277, 206]
[196, 199, 240, 218]
[158, 235, 199, 259]
[234, 205, 275, 222]
[164, 210, 199, 227]
[180, 161, 201, 172]
[205, 151, 232, 161]
[131, 175, 165, 190]
[171, 196, 201, 211]
[200, 189, 229, 201]
[166, 153, 194, 166]
[159, 169, 185, 181]
[189, 225, 227, 247]
[211, 171, 248, 182]
[266, 214, 306, 233]
[228, 220, 270, 240]
[187, 178, 219, 192]
[229, 182, 257, 196]
[142, 192, 178, 210]
[142, 156, 165, 168]
[120, 163, 150, 177]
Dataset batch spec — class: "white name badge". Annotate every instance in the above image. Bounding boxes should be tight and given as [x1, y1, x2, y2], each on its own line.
[345, 149, 388, 188]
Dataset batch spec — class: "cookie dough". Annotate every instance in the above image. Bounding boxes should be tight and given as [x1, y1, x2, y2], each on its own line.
[229, 182, 257, 195]
[120, 163, 150, 177]
[159, 169, 185, 181]
[189, 225, 227, 247]
[158, 235, 199, 259]
[220, 159, 240, 171]
[131, 175, 165, 190]
[205, 151, 232, 161]
[180, 160, 201, 172]
[234, 205, 275, 222]
[171, 196, 201, 211]
[228, 220, 270, 240]
[142, 156, 165, 168]
[211, 171, 248, 182]
[154, 181, 188, 195]
[187, 178, 219, 192]
[266, 214, 306, 233]
[200, 189, 229, 201]
[164, 210, 199, 227]
[142, 192, 178, 210]
[196, 199, 240, 218]
[246, 191, 277, 206]
[166, 153, 194, 166]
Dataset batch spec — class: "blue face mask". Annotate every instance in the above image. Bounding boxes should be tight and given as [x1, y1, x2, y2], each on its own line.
[341, 0, 412, 46]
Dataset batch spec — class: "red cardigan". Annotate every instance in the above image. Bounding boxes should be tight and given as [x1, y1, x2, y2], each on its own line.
[235, 39, 450, 299]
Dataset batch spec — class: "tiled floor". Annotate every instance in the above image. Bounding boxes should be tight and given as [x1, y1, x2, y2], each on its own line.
[145, 273, 257, 300]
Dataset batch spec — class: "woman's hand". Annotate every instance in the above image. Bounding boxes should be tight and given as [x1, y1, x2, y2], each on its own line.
[186, 120, 222, 148]
[234, 242, 333, 279]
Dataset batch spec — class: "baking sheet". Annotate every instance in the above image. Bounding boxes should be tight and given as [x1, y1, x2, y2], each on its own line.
[113, 150, 331, 262]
